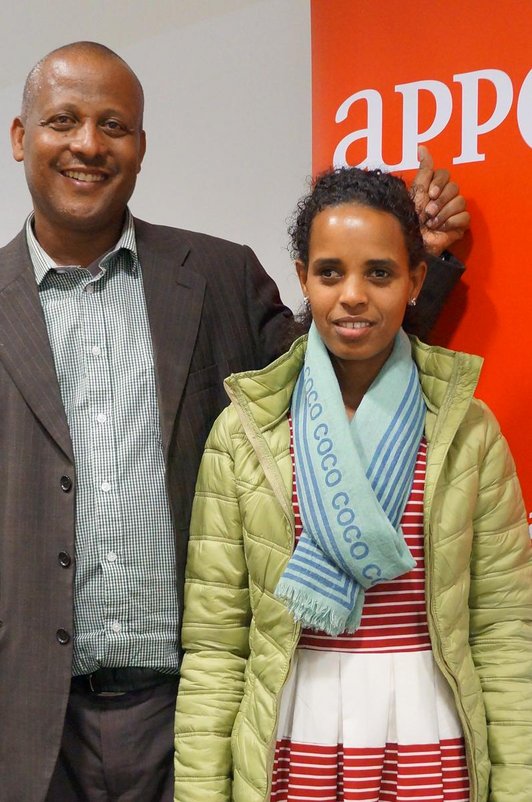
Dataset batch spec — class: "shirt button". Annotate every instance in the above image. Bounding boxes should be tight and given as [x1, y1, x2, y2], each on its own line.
[91, 345, 101, 356]
[60, 476, 73, 492]
[111, 621, 121, 633]
[106, 551, 117, 563]
[101, 481, 111, 492]
[96, 413, 107, 424]
[58, 551, 72, 568]
[56, 629, 70, 645]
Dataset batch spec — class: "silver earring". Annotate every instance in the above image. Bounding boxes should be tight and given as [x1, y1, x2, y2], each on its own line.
[408, 297, 417, 307]
[304, 296, 311, 310]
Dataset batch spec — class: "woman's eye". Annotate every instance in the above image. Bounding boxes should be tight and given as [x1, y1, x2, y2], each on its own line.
[370, 268, 391, 280]
[320, 268, 340, 279]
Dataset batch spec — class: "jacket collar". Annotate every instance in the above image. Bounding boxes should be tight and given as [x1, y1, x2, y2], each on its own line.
[224, 335, 306, 431]
[410, 336, 483, 442]
[0, 230, 74, 460]
[134, 217, 206, 458]
[225, 333, 484, 531]
[224, 333, 483, 441]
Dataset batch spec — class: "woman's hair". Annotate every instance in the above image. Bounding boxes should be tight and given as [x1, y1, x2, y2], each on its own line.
[285, 166, 427, 342]
[289, 166, 425, 269]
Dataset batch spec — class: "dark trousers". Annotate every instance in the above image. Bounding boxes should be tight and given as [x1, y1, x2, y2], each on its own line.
[45, 680, 179, 802]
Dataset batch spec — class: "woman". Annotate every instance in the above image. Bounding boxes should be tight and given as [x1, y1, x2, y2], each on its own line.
[174, 168, 532, 802]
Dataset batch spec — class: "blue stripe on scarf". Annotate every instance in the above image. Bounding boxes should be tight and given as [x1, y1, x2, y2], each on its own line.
[383, 397, 425, 524]
[367, 367, 418, 479]
[369, 369, 417, 487]
[280, 569, 356, 609]
[370, 368, 424, 526]
[378, 395, 424, 520]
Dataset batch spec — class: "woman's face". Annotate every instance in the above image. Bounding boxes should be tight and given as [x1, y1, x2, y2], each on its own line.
[297, 203, 426, 383]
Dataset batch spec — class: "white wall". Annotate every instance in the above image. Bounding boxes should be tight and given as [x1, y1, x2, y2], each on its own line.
[0, 0, 311, 309]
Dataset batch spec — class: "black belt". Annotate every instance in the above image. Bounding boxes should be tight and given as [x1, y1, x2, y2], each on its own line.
[72, 667, 178, 696]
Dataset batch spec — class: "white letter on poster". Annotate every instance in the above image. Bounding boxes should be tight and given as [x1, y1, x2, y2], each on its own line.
[334, 90, 384, 168]
[389, 80, 452, 170]
[517, 69, 532, 148]
[453, 69, 513, 163]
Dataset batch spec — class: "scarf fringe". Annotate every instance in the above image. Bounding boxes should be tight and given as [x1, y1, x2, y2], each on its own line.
[275, 580, 359, 637]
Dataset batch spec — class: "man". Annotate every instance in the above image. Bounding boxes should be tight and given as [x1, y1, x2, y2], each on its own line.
[0, 42, 468, 802]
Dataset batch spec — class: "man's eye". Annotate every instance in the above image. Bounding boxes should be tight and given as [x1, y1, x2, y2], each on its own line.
[370, 269, 391, 279]
[320, 268, 340, 279]
[48, 115, 76, 129]
[101, 120, 128, 135]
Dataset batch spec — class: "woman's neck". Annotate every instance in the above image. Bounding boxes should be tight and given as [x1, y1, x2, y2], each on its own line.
[331, 346, 394, 420]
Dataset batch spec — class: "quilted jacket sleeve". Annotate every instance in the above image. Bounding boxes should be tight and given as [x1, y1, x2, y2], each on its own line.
[468, 402, 532, 802]
[174, 409, 250, 802]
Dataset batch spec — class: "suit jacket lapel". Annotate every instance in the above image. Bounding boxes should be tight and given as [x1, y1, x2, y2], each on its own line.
[0, 220, 206, 464]
[135, 219, 206, 459]
[0, 231, 73, 461]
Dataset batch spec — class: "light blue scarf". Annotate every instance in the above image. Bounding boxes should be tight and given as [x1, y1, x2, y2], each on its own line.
[274, 324, 426, 636]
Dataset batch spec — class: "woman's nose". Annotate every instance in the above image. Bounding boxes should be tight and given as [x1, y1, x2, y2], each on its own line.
[339, 277, 368, 308]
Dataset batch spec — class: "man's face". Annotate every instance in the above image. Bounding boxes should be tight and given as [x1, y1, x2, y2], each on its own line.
[10, 51, 146, 243]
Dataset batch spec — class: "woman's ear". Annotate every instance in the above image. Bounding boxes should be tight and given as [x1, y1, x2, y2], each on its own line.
[409, 260, 428, 303]
[295, 259, 308, 298]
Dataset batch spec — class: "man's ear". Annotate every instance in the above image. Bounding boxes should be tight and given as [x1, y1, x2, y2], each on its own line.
[137, 129, 146, 173]
[10, 118, 25, 163]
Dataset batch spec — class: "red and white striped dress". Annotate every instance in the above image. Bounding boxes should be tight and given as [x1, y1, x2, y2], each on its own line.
[271, 430, 470, 802]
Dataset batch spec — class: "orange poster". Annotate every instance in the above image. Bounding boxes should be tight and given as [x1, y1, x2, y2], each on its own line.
[311, 0, 532, 523]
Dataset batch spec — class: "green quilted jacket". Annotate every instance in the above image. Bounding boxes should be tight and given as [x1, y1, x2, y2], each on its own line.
[174, 336, 532, 802]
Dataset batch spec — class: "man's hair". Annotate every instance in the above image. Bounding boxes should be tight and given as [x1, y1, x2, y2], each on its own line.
[20, 41, 144, 124]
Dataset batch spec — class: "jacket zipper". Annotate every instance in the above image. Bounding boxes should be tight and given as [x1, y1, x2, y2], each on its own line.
[424, 519, 478, 802]
[262, 620, 301, 802]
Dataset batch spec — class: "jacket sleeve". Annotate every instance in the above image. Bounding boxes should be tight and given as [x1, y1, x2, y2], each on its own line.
[243, 245, 294, 365]
[404, 251, 465, 340]
[468, 404, 532, 802]
[174, 409, 250, 802]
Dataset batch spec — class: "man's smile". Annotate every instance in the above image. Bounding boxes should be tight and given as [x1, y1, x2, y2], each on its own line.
[62, 169, 107, 183]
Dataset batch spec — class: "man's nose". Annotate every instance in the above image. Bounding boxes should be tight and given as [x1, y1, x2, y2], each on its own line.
[69, 121, 107, 160]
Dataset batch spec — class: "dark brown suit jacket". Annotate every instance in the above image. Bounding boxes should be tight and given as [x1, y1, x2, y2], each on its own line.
[0, 218, 292, 802]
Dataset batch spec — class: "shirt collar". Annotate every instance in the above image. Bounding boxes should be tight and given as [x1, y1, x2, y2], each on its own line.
[26, 209, 139, 286]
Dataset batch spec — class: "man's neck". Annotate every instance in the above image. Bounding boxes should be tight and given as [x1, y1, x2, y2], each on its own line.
[32, 215, 126, 268]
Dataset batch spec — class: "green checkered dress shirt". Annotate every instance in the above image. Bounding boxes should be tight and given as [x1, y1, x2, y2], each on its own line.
[26, 212, 180, 675]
